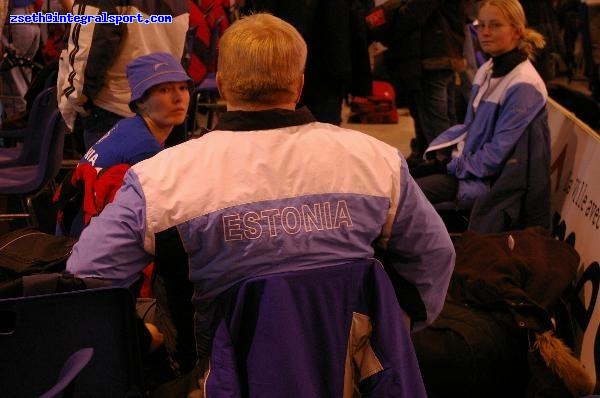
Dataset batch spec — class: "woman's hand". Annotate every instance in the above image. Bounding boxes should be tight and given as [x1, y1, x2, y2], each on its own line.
[410, 158, 450, 179]
[145, 322, 165, 352]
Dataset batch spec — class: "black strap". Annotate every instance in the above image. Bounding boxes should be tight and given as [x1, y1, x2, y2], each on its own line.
[22, 273, 61, 296]
[21, 272, 111, 297]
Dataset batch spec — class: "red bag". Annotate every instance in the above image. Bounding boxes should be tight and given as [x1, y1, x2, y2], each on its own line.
[348, 81, 398, 124]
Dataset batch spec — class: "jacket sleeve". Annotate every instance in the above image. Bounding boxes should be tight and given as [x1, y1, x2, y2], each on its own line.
[66, 170, 153, 287]
[381, 156, 455, 331]
[448, 83, 546, 179]
[391, 0, 445, 37]
[59, 1, 124, 116]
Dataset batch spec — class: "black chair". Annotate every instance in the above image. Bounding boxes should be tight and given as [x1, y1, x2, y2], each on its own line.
[38, 347, 94, 398]
[0, 87, 60, 167]
[0, 287, 144, 397]
[0, 87, 64, 227]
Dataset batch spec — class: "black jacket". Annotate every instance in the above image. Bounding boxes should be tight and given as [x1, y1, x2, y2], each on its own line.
[377, 0, 466, 88]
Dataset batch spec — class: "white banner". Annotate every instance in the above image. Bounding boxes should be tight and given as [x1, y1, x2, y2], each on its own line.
[548, 98, 600, 380]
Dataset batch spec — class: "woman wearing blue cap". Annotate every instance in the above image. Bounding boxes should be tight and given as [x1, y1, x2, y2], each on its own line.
[55, 52, 192, 237]
[80, 52, 192, 172]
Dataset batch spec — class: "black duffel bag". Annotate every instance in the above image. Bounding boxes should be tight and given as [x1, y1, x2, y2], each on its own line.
[0, 227, 76, 283]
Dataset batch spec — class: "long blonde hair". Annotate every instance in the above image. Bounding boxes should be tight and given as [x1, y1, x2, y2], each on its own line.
[217, 13, 307, 107]
[477, 0, 545, 59]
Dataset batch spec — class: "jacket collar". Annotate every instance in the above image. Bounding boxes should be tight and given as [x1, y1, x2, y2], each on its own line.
[491, 48, 528, 78]
[214, 107, 316, 131]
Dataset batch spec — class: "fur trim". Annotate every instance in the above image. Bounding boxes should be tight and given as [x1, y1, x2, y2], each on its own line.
[534, 331, 596, 397]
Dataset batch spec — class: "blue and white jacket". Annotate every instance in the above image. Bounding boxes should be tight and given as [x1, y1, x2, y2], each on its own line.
[67, 107, 455, 331]
[80, 115, 163, 170]
[426, 51, 548, 204]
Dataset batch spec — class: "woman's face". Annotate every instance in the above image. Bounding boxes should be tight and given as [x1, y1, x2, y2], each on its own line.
[139, 81, 190, 129]
[476, 4, 521, 57]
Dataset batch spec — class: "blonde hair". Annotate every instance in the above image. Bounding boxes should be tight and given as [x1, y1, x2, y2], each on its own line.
[478, 0, 545, 59]
[217, 13, 307, 107]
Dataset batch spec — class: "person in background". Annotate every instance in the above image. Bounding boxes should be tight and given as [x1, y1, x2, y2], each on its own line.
[39, 0, 73, 63]
[412, 0, 548, 210]
[242, 0, 373, 125]
[55, 54, 192, 383]
[66, 13, 454, 394]
[581, 0, 600, 101]
[55, 52, 191, 238]
[0, 1, 8, 48]
[519, 0, 564, 82]
[556, 0, 579, 80]
[1, 0, 41, 122]
[57, 0, 189, 150]
[366, 0, 466, 167]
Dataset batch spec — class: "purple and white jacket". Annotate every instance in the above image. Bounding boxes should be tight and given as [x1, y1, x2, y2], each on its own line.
[67, 107, 455, 330]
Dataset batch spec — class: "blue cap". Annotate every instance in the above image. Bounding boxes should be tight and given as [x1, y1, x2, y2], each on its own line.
[127, 52, 192, 110]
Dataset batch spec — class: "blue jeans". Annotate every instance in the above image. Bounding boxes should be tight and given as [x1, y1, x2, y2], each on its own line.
[413, 69, 457, 151]
[80, 106, 124, 150]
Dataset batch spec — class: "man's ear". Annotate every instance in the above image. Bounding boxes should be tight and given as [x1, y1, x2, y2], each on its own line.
[294, 74, 304, 104]
[216, 72, 226, 100]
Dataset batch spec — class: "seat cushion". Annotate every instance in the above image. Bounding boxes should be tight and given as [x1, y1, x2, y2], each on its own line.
[0, 148, 23, 166]
[0, 165, 41, 194]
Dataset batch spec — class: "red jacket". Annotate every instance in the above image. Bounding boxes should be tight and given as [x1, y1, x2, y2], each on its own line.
[54, 163, 130, 233]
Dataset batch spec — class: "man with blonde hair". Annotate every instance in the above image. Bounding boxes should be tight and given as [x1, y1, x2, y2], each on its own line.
[237, 1, 372, 125]
[67, 13, 454, 395]
[216, 13, 307, 108]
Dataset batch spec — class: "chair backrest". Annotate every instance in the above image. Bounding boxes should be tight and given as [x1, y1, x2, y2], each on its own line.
[40, 106, 66, 189]
[0, 104, 64, 226]
[0, 287, 143, 397]
[38, 347, 95, 398]
[17, 87, 64, 195]
[13, 87, 60, 166]
[203, 261, 426, 398]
